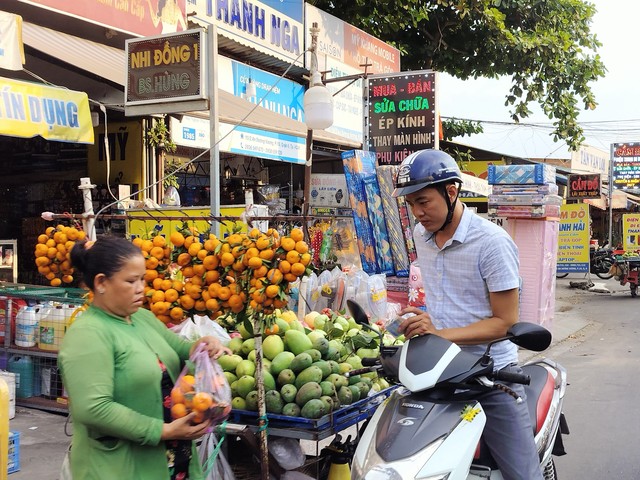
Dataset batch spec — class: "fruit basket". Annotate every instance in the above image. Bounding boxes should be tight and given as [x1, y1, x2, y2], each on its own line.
[228, 386, 398, 441]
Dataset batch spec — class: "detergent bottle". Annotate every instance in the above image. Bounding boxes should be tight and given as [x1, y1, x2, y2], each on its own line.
[15, 304, 48, 347]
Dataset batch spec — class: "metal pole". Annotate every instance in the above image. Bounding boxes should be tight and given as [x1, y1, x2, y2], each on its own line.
[78, 177, 97, 240]
[608, 143, 614, 248]
[208, 24, 221, 238]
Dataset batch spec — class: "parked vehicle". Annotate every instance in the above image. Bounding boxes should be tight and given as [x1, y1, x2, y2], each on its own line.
[556, 247, 616, 279]
[346, 300, 569, 480]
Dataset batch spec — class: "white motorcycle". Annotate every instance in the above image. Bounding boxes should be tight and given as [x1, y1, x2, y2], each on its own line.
[346, 300, 569, 480]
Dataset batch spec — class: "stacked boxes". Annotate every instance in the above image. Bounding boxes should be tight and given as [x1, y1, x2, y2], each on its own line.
[487, 163, 561, 328]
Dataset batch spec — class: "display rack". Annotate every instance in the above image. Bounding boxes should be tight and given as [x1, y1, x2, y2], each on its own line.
[0, 283, 87, 413]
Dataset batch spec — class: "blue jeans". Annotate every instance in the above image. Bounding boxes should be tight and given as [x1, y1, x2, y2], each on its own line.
[478, 367, 543, 480]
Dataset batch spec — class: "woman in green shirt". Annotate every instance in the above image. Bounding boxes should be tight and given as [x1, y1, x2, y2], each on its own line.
[59, 235, 230, 479]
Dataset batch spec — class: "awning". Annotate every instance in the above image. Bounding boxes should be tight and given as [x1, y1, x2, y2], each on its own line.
[21, 22, 361, 149]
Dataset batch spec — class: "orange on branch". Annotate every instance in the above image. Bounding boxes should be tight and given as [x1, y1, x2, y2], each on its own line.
[177, 252, 192, 267]
[170, 231, 185, 247]
[291, 262, 306, 277]
[265, 285, 280, 299]
[280, 237, 296, 252]
[289, 228, 304, 242]
[152, 235, 166, 248]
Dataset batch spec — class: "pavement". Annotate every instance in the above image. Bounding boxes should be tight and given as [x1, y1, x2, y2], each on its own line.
[4, 275, 610, 479]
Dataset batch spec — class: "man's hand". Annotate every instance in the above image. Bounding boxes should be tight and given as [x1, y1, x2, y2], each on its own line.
[399, 307, 436, 339]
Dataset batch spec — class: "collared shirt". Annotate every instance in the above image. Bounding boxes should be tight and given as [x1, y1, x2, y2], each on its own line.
[414, 206, 520, 369]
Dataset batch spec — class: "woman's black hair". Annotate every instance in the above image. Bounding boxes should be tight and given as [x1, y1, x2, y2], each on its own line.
[70, 236, 142, 290]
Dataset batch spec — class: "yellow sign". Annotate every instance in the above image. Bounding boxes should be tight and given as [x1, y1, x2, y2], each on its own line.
[0, 12, 25, 70]
[126, 206, 249, 240]
[557, 204, 590, 273]
[87, 121, 144, 188]
[622, 214, 640, 251]
[459, 160, 505, 203]
[0, 77, 93, 143]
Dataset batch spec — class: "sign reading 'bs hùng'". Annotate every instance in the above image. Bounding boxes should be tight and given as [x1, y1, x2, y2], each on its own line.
[366, 71, 437, 166]
[125, 29, 206, 109]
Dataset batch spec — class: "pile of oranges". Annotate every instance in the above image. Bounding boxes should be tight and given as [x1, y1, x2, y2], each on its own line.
[34, 224, 86, 286]
[169, 374, 231, 424]
[135, 222, 311, 327]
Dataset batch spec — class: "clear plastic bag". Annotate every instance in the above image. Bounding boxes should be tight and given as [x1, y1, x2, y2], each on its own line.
[198, 432, 236, 480]
[171, 343, 232, 427]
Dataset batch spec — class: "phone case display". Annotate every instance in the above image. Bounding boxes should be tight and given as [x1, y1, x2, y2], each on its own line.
[341, 150, 394, 275]
[376, 166, 410, 277]
[0, 240, 18, 283]
[505, 219, 559, 330]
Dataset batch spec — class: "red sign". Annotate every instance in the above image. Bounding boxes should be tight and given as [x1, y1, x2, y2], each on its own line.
[568, 173, 600, 199]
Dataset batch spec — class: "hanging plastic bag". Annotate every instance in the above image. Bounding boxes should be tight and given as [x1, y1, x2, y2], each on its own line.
[171, 316, 232, 345]
[198, 431, 236, 480]
[163, 186, 181, 206]
[171, 343, 232, 427]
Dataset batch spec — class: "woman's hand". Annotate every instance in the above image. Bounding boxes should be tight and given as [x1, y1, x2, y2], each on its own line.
[161, 412, 212, 441]
[191, 335, 232, 359]
[398, 307, 437, 339]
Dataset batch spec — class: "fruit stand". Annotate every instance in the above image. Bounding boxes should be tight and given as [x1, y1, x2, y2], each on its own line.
[611, 255, 640, 297]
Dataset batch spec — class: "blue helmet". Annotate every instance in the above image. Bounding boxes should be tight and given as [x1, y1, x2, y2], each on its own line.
[392, 149, 463, 197]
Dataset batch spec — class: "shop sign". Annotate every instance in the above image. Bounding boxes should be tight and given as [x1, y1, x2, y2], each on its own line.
[568, 173, 600, 199]
[0, 76, 93, 143]
[557, 203, 590, 273]
[219, 123, 305, 164]
[305, 5, 400, 75]
[612, 142, 640, 191]
[0, 11, 25, 71]
[570, 144, 608, 178]
[366, 71, 437, 165]
[16, 0, 189, 37]
[125, 29, 206, 111]
[87, 121, 143, 188]
[622, 214, 640, 251]
[310, 174, 350, 207]
[187, 0, 304, 64]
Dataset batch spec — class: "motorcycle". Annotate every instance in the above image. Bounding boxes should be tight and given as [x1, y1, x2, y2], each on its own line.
[345, 300, 569, 480]
[556, 247, 615, 279]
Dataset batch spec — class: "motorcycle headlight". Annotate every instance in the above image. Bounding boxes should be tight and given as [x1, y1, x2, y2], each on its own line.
[351, 435, 446, 479]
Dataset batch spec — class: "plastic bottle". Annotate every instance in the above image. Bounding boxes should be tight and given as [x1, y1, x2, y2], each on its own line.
[8, 355, 34, 398]
[15, 305, 41, 347]
[38, 305, 64, 351]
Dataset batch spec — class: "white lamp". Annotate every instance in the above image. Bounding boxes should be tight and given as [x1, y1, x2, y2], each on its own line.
[246, 78, 257, 99]
[304, 70, 334, 130]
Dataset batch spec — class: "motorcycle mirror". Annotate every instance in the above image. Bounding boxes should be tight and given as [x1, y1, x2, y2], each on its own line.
[347, 299, 369, 326]
[506, 322, 552, 352]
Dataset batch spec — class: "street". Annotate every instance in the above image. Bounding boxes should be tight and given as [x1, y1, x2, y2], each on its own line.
[547, 275, 640, 478]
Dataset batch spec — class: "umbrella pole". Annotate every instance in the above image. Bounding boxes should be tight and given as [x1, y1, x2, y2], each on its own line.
[252, 316, 269, 479]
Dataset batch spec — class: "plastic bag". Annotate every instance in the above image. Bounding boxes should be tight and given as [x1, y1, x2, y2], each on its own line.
[198, 431, 235, 480]
[171, 343, 232, 427]
[171, 316, 232, 346]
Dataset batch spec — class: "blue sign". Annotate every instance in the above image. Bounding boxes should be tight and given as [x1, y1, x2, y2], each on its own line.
[261, 0, 303, 23]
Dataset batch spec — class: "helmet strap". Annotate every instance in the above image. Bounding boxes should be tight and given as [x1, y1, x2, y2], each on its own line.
[438, 183, 460, 232]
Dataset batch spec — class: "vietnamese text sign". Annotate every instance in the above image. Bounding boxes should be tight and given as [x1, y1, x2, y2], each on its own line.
[612, 142, 640, 191]
[557, 203, 590, 273]
[622, 214, 640, 251]
[570, 144, 609, 179]
[125, 29, 205, 106]
[0, 76, 93, 143]
[568, 173, 600, 199]
[366, 71, 437, 165]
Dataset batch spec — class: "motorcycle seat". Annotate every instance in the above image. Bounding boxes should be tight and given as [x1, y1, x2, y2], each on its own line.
[472, 364, 554, 468]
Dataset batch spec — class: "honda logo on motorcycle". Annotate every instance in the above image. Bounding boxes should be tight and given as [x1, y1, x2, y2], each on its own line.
[397, 417, 416, 426]
[401, 402, 424, 409]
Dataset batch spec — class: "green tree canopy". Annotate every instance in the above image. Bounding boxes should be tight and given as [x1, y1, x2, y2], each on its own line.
[310, 0, 605, 150]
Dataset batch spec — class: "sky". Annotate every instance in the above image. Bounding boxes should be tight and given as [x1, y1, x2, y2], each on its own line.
[437, 0, 640, 160]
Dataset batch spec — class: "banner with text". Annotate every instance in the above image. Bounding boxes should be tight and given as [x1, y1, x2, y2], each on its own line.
[568, 173, 601, 199]
[612, 142, 640, 191]
[0, 76, 93, 143]
[557, 203, 590, 273]
[622, 214, 640, 251]
[366, 71, 437, 165]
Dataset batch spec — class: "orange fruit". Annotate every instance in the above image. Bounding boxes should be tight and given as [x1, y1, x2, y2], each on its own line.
[280, 237, 296, 252]
[150, 246, 165, 260]
[286, 250, 301, 264]
[181, 266, 195, 279]
[247, 256, 263, 269]
[266, 269, 283, 285]
[220, 252, 235, 267]
[295, 241, 309, 254]
[165, 288, 179, 303]
[161, 279, 173, 291]
[180, 295, 195, 310]
[188, 242, 203, 257]
[170, 231, 185, 247]
[177, 252, 192, 267]
[289, 228, 304, 242]
[152, 277, 164, 290]
[264, 324, 279, 335]
[278, 260, 291, 274]
[204, 270, 220, 284]
[144, 269, 159, 283]
[50, 278, 62, 287]
[300, 253, 311, 266]
[291, 262, 306, 277]
[193, 264, 206, 276]
[145, 256, 159, 270]
[194, 299, 207, 312]
[140, 239, 154, 252]
[252, 265, 268, 279]
[217, 286, 231, 301]
[170, 306, 185, 321]
[202, 255, 219, 270]
[191, 411, 206, 424]
[152, 235, 166, 248]
[171, 403, 188, 419]
[227, 233, 242, 246]
[265, 285, 280, 298]
[205, 298, 220, 312]
[228, 294, 243, 309]
[37, 234, 49, 244]
[258, 249, 274, 261]
[192, 392, 214, 412]
[184, 235, 196, 249]
[151, 290, 165, 303]
[170, 387, 185, 405]
[255, 236, 271, 250]
[180, 375, 196, 393]
[284, 273, 298, 283]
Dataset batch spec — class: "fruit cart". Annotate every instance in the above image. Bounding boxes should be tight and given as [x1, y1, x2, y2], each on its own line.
[611, 256, 640, 297]
[225, 386, 398, 478]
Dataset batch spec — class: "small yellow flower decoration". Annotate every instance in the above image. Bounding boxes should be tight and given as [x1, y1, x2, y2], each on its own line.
[460, 404, 482, 422]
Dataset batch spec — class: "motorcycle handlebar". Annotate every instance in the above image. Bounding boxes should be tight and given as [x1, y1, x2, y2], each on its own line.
[345, 366, 380, 377]
[493, 369, 530, 385]
[362, 357, 379, 366]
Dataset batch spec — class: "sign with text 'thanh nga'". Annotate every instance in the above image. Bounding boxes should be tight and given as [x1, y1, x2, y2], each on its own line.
[125, 28, 207, 115]
[0, 77, 93, 143]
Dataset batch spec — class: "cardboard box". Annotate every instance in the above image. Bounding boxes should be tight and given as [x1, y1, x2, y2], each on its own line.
[488, 164, 556, 185]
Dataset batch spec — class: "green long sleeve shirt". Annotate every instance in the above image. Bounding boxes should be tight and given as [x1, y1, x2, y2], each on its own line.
[59, 305, 204, 479]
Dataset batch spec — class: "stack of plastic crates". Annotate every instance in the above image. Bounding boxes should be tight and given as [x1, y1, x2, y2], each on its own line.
[8, 431, 20, 474]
